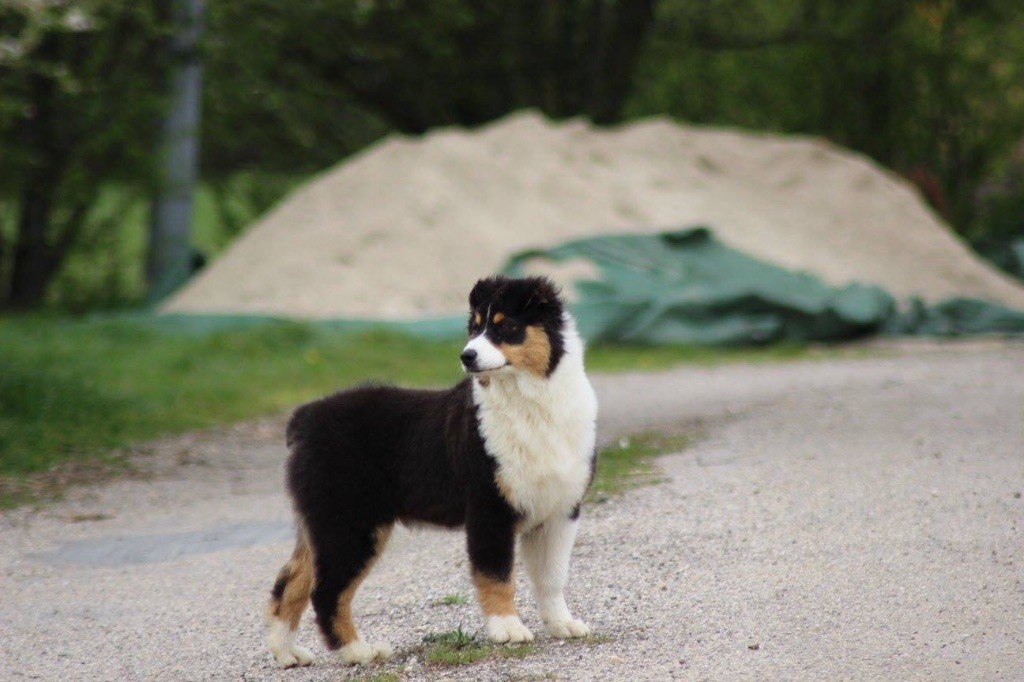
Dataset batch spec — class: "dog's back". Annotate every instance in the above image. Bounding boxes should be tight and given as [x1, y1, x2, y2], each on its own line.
[285, 381, 484, 530]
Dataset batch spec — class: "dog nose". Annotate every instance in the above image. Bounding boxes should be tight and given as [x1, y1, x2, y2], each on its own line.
[460, 349, 477, 365]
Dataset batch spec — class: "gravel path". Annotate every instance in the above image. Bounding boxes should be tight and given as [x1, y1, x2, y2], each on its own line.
[2, 342, 1022, 681]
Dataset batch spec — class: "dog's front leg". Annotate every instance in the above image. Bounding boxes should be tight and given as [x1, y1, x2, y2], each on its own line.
[466, 499, 534, 643]
[522, 514, 590, 638]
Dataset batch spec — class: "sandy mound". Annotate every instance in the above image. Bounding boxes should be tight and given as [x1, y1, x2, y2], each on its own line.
[163, 111, 1024, 319]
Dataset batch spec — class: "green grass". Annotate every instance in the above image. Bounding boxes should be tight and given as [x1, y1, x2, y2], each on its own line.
[0, 318, 464, 500]
[436, 594, 468, 606]
[588, 432, 693, 502]
[421, 627, 537, 666]
[0, 314, 816, 504]
[586, 341, 811, 372]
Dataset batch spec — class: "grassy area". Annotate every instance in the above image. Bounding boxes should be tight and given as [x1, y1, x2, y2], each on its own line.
[586, 341, 809, 372]
[420, 628, 537, 666]
[0, 318, 461, 480]
[0, 314, 812, 502]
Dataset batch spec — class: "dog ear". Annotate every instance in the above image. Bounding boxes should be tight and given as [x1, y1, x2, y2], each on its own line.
[491, 276, 564, 322]
[522, 276, 562, 312]
[469, 276, 507, 309]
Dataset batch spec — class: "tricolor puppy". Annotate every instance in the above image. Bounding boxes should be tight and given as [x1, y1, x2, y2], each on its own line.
[266, 275, 598, 668]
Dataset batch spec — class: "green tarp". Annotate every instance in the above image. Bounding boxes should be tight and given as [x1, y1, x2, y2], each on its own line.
[504, 227, 1024, 345]
[137, 226, 1024, 345]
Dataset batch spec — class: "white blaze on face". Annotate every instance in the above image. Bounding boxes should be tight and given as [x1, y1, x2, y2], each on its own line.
[463, 333, 507, 372]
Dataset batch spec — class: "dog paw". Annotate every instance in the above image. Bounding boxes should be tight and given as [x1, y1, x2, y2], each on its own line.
[370, 641, 394, 661]
[267, 622, 315, 668]
[486, 615, 535, 643]
[271, 644, 315, 668]
[339, 639, 393, 665]
[545, 618, 590, 639]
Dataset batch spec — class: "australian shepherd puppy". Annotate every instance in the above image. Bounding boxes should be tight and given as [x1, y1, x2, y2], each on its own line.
[266, 275, 598, 668]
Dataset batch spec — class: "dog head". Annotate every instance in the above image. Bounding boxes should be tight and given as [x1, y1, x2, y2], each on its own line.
[461, 275, 566, 378]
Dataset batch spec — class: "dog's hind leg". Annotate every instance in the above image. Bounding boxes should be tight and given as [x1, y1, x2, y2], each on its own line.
[267, 528, 316, 667]
[522, 515, 590, 638]
[309, 522, 394, 666]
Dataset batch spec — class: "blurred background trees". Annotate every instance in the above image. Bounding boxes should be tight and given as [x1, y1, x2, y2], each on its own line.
[2, 0, 1022, 310]
[0, 0, 169, 308]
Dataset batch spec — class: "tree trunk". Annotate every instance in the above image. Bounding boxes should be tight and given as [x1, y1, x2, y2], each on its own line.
[5, 56, 63, 310]
[589, 0, 656, 124]
[7, 185, 60, 309]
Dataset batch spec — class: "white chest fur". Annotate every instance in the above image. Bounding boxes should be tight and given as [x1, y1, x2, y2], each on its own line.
[472, 323, 598, 524]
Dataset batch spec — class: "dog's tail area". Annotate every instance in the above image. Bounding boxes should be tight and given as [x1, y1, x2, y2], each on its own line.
[266, 524, 316, 668]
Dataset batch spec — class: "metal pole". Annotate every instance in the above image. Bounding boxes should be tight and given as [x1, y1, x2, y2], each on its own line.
[147, 0, 203, 303]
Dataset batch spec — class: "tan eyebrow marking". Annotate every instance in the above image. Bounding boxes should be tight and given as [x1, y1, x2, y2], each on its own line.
[474, 312, 482, 326]
[492, 312, 505, 324]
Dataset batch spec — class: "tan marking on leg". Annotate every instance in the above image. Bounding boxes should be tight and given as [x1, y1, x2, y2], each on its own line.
[472, 571, 517, 617]
[332, 525, 393, 646]
[492, 312, 505, 324]
[269, 527, 314, 629]
[500, 325, 552, 377]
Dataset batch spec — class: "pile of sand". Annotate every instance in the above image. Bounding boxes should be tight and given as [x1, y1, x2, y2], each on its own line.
[163, 111, 1024, 319]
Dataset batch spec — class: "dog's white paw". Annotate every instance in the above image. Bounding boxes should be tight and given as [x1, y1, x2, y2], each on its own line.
[486, 615, 535, 643]
[370, 641, 394, 661]
[272, 644, 315, 668]
[545, 617, 590, 639]
[268, 621, 315, 668]
[339, 639, 393, 665]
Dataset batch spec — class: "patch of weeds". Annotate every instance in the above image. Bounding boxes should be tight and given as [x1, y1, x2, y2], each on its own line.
[561, 633, 614, 646]
[435, 593, 468, 606]
[588, 432, 692, 503]
[421, 627, 538, 666]
[423, 628, 489, 665]
[352, 673, 402, 682]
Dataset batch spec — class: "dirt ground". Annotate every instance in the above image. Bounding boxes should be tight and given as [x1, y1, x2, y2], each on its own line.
[2, 340, 1022, 681]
